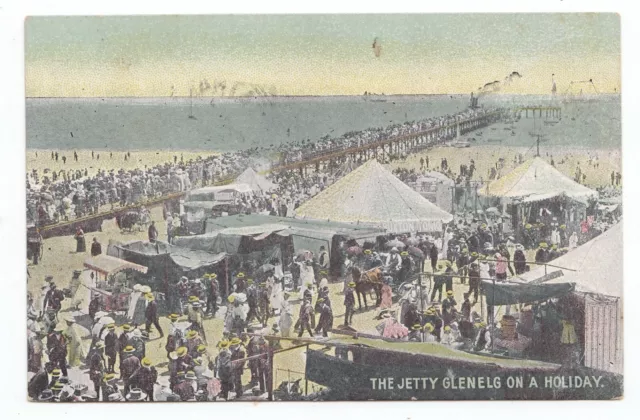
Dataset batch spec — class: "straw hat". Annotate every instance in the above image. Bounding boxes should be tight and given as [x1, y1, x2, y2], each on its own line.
[140, 285, 151, 294]
[412, 324, 422, 331]
[446, 290, 453, 296]
[176, 347, 188, 357]
[347, 281, 356, 288]
[108, 393, 125, 402]
[196, 344, 207, 354]
[168, 314, 179, 322]
[444, 326, 451, 332]
[363, 249, 372, 255]
[122, 324, 132, 332]
[186, 330, 198, 339]
[107, 323, 116, 330]
[236, 272, 245, 278]
[123, 345, 135, 353]
[188, 295, 199, 303]
[184, 371, 197, 381]
[103, 373, 117, 382]
[424, 323, 434, 332]
[218, 340, 229, 349]
[227, 295, 235, 303]
[38, 389, 54, 401]
[126, 388, 147, 401]
[230, 337, 242, 346]
[144, 293, 154, 301]
[141, 357, 152, 368]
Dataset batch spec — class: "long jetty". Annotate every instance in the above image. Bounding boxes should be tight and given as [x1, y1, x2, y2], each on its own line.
[34, 109, 505, 238]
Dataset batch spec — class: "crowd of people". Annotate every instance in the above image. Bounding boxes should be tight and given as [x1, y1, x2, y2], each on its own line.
[26, 106, 497, 228]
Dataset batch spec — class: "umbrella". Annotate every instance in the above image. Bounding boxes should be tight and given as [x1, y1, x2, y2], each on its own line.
[485, 207, 501, 216]
[229, 292, 247, 304]
[346, 246, 362, 256]
[385, 239, 406, 249]
[404, 237, 420, 246]
[257, 264, 276, 274]
[407, 246, 425, 259]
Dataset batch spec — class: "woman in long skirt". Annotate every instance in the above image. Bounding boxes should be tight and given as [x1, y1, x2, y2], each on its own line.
[74, 227, 86, 253]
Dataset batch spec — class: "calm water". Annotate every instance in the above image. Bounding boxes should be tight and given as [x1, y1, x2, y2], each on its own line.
[26, 95, 621, 152]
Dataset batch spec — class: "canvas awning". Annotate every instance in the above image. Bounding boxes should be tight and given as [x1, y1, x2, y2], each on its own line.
[482, 280, 575, 306]
[84, 255, 148, 276]
[517, 222, 622, 298]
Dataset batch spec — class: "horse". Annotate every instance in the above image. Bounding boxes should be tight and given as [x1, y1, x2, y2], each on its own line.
[350, 266, 383, 310]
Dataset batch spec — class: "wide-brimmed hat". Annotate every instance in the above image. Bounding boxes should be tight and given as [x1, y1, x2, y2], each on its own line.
[363, 249, 372, 255]
[191, 301, 201, 308]
[196, 344, 207, 354]
[122, 324, 132, 332]
[108, 392, 125, 402]
[123, 345, 136, 353]
[51, 368, 62, 377]
[126, 388, 147, 401]
[50, 382, 64, 391]
[107, 323, 116, 330]
[186, 330, 198, 339]
[539, 242, 548, 249]
[188, 295, 199, 303]
[38, 389, 55, 401]
[184, 371, 197, 381]
[144, 293, 154, 301]
[140, 285, 151, 294]
[446, 290, 454, 296]
[236, 272, 245, 278]
[73, 383, 88, 396]
[168, 313, 179, 321]
[423, 323, 435, 332]
[227, 295, 235, 303]
[412, 323, 422, 331]
[218, 340, 229, 349]
[347, 281, 356, 288]
[141, 357, 152, 368]
[230, 337, 242, 346]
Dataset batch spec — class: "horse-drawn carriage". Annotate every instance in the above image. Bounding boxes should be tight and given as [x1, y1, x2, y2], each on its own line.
[115, 209, 147, 233]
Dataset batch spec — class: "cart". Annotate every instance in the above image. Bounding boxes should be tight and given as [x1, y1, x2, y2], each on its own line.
[83, 255, 149, 313]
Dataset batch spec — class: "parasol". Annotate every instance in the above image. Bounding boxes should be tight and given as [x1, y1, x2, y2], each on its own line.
[256, 264, 276, 275]
[404, 237, 420, 246]
[385, 239, 406, 249]
[407, 246, 425, 259]
[346, 246, 362, 256]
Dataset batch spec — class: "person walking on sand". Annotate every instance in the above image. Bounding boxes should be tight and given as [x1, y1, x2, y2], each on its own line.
[148, 221, 158, 243]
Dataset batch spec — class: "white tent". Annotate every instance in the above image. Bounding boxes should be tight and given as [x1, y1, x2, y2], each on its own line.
[295, 159, 453, 233]
[519, 222, 623, 374]
[519, 222, 622, 298]
[235, 167, 277, 193]
[478, 157, 597, 203]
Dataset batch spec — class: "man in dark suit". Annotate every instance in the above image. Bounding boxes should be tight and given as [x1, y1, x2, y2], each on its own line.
[88, 341, 106, 401]
[90, 237, 102, 256]
[144, 293, 164, 338]
[129, 357, 158, 401]
[120, 345, 140, 395]
[104, 324, 118, 373]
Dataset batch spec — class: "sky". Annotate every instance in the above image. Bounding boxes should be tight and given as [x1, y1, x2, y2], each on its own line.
[24, 14, 621, 97]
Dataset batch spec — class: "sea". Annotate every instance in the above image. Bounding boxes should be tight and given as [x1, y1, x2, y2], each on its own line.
[26, 95, 621, 152]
